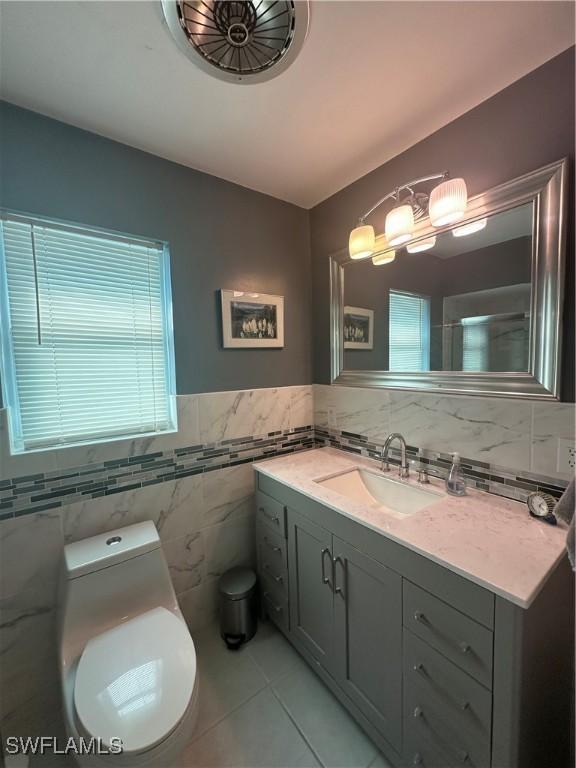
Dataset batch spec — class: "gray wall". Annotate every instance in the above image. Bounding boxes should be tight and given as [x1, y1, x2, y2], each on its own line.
[310, 47, 575, 400]
[0, 101, 312, 395]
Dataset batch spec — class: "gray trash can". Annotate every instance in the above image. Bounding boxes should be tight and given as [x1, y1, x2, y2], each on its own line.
[219, 566, 258, 650]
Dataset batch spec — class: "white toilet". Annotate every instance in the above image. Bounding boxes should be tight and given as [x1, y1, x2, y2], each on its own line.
[58, 521, 199, 766]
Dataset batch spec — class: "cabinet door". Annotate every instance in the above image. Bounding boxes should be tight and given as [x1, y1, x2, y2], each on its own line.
[332, 537, 402, 752]
[287, 507, 335, 673]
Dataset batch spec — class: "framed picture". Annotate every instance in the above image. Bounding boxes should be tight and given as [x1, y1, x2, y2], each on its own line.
[344, 306, 374, 350]
[221, 290, 284, 348]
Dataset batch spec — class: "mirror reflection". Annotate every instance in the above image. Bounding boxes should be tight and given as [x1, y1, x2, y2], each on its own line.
[343, 203, 533, 374]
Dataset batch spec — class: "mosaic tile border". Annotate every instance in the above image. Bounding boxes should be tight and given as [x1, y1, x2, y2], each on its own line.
[0, 427, 315, 521]
[0, 423, 569, 521]
[314, 427, 569, 504]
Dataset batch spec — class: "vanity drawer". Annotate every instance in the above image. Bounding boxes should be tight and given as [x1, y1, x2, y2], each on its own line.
[405, 681, 490, 767]
[258, 540, 288, 600]
[261, 573, 289, 633]
[256, 491, 286, 537]
[403, 581, 493, 688]
[403, 630, 492, 746]
[257, 524, 287, 567]
[403, 720, 458, 768]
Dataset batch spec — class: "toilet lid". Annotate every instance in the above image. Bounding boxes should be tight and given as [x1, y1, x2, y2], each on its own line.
[74, 607, 196, 754]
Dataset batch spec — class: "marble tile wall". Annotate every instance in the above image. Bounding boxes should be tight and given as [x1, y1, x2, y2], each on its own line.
[0, 385, 313, 733]
[1, 381, 573, 736]
[314, 385, 575, 485]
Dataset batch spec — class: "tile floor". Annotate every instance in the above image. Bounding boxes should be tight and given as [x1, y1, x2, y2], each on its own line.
[21, 619, 390, 767]
[179, 620, 390, 768]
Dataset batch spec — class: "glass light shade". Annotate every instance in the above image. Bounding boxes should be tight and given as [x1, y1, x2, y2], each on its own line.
[452, 218, 487, 238]
[349, 224, 375, 259]
[407, 236, 436, 254]
[385, 204, 414, 246]
[429, 177, 467, 227]
[372, 250, 396, 266]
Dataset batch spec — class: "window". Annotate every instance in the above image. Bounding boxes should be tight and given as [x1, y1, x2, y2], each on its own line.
[462, 320, 489, 372]
[0, 214, 177, 453]
[389, 290, 430, 372]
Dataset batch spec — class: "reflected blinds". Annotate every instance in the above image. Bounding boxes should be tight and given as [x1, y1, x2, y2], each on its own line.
[389, 290, 431, 372]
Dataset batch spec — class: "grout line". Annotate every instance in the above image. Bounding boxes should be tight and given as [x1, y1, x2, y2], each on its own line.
[187, 674, 269, 746]
[269, 683, 327, 768]
[185, 626, 270, 746]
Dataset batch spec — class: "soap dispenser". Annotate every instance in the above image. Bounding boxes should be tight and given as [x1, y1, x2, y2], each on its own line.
[446, 452, 467, 496]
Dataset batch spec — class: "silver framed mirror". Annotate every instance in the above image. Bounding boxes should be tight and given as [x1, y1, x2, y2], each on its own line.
[330, 159, 567, 399]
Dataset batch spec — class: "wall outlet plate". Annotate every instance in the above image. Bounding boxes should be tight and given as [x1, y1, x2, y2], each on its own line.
[557, 438, 576, 474]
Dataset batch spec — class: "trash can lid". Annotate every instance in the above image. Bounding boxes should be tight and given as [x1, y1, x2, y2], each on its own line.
[219, 567, 257, 599]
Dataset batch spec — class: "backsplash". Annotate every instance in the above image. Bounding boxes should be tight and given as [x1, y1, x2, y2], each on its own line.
[314, 385, 575, 488]
[314, 427, 567, 503]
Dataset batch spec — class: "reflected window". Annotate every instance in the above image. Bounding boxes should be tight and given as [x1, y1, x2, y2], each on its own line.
[462, 321, 489, 371]
[389, 290, 430, 372]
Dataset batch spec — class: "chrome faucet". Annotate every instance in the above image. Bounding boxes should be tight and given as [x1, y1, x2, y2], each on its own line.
[381, 433, 410, 478]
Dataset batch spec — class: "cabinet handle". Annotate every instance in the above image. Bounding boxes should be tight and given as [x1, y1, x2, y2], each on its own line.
[321, 547, 333, 588]
[259, 506, 279, 524]
[412, 755, 422, 766]
[413, 663, 426, 675]
[264, 563, 283, 583]
[263, 536, 281, 553]
[459, 641, 471, 654]
[263, 592, 282, 613]
[414, 611, 427, 623]
[460, 700, 470, 711]
[333, 555, 345, 597]
[415, 705, 469, 763]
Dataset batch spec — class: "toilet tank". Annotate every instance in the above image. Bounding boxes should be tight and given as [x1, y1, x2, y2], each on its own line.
[59, 521, 179, 668]
[64, 520, 162, 579]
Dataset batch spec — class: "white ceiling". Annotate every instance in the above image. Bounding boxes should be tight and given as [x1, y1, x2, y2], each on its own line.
[0, 1, 574, 208]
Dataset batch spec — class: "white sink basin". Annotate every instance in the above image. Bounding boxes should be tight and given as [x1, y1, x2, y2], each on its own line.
[315, 467, 441, 516]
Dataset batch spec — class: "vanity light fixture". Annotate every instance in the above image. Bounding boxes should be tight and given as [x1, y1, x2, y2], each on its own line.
[428, 178, 468, 227]
[452, 217, 487, 237]
[385, 204, 414, 246]
[349, 224, 376, 260]
[349, 172, 467, 260]
[407, 236, 436, 254]
[372, 250, 396, 266]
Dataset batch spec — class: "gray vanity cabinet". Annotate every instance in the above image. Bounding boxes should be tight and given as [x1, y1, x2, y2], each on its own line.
[287, 507, 335, 671]
[255, 472, 574, 768]
[332, 537, 402, 752]
[287, 508, 403, 751]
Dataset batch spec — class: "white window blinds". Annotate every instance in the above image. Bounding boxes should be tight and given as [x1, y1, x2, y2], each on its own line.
[0, 215, 177, 453]
[462, 321, 489, 372]
[389, 290, 430, 372]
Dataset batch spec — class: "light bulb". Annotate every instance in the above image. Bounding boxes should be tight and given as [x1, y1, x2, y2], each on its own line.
[349, 224, 375, 260]
[407, 236, 436, 253]
[385, 204, 414, 246]
[452, 218, 487, 237]
[429, 178, 467, 227]
[372, 250, 395, 266]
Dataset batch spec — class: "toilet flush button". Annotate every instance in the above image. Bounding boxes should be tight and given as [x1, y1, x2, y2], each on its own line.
[106, 536, 122, 546]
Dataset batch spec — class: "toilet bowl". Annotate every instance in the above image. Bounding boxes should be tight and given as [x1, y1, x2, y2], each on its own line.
[58, 521, 199, 767]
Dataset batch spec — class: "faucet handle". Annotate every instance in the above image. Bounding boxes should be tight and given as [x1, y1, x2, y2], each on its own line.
[417, 468, 430, 484]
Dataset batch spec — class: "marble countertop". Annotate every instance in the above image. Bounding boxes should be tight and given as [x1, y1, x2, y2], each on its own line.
[254, 447, 569, 608]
